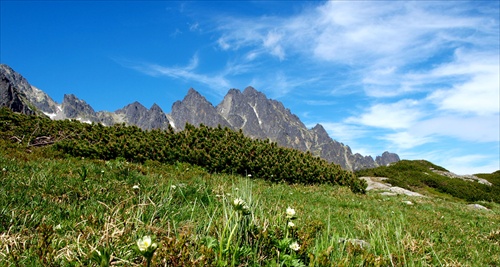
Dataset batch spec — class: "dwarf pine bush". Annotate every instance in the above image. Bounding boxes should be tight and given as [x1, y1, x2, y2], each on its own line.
[0, 108, 366, 192]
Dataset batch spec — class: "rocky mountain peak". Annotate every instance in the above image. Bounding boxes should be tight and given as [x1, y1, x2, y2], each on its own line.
[217, 86, 311, 151]
[170, 88, 230, 130]
[116, 101, 147, 124]
[242, 86, 260, 97]
[183, 88, 207, 104]
[150, 103, 162, 112]
[311, 124, 330, 142]
[114, 101, 170, 130]
[376, 151, 401, 166]
[0, 75, 37, 115]
[61, 94, 98, 122]
[0, 64, 59, 115]
[145, 103, 170, 130]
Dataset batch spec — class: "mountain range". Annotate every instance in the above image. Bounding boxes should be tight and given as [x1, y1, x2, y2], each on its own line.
[0, 63, 399, 171]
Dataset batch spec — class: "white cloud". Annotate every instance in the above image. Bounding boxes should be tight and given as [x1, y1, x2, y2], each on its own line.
[263, 31, 285, 60]
[208, 1, 497, 101]
[415, 115, 499, 143]
[362, 111, 499, 151]
[318, 122, 368, 145]
[381, 132, 435, 150]
[310, 1, 483, 63]
[435, 154, 499, 175]
[189, 22, 199, 31]
[217, 37, 230, 50]
[426, 51, 500, 115]
[304, 100, 337, 106]
[315, 121, 381, 156]
[250, 71, 320, 99]
[346, 99, 424, 130]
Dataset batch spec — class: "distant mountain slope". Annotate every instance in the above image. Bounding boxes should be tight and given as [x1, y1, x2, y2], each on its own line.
[0, 63, 399, 171]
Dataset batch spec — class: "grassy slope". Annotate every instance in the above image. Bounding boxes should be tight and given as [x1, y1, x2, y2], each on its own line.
[355, 160, 500, 204]
[1, 143, 499, 266]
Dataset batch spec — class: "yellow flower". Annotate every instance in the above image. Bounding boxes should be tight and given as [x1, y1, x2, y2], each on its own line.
[137, 236, 152, 252]
[286, 207, 296, 219]
[289, 241, 300, 251]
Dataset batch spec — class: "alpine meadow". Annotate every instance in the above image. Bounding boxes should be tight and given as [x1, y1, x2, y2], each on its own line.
[1, 108, 499, 266]
[1, 1, 499, 266]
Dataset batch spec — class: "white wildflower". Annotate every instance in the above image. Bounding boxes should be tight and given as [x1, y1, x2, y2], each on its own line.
[233, 198, 251, 215]
[287, 221, 295, 228]
[289, 241, 300, 251]
[286, 207, 296, 219]
[233, 198, 246, 208]
[132, 185, 140, 190]
[137, 236, 153, 252]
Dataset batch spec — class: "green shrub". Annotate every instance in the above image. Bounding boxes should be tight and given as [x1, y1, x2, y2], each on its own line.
[0, 108, 365, 193]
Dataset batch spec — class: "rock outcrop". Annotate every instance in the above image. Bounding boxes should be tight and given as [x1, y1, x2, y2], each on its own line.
[430, 168, 492, 186]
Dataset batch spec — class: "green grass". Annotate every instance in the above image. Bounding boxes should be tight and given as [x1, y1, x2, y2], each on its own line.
[1, 144, 499, 266]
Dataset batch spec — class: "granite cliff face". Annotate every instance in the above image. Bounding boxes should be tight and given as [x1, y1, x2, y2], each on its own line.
[115, 102, 170, 130]
[0, 64, 400, 171]
[61, 94, 99, 122]
[376, 152, 401, 167]
[170, 88, 230, 130]
[0, 75, 36, 115]
[217, 87, 312, 151]
[0, 64, 58, 116]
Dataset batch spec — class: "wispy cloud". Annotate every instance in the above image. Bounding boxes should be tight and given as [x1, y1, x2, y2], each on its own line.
[249, 71, 321, 99]
[209, 1, 498, 98]
[414, 115, 499, 143]
[119, 54, 231, 95]
[316, 122, 369, 147]
[426, 52, 499, 116]
[381, 132, 436, 150]
[122, 1, 498, 173]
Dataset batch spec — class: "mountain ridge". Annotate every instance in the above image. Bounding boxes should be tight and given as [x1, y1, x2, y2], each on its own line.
[0, 63, 399, 171]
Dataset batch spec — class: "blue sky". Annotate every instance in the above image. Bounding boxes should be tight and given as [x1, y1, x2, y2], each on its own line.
[1, 1, 499, 174]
